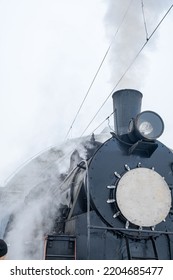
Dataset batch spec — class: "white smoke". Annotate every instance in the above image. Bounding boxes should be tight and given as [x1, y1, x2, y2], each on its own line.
[0, 149, 63, 259]
[0, 133, 110, 259]
[104, 0, 173, 89]
[5, 196, 56, 259]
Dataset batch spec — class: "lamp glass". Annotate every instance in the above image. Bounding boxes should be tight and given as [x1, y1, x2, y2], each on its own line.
[135, 111, 164, 140]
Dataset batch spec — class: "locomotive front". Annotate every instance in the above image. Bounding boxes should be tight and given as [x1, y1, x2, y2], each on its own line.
[46, 89, 173, 260]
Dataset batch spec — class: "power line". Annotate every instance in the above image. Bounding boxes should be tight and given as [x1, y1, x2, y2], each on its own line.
[80, 4, 173, 137]
[64, 0, 133, 140]
[141, 0, 149, 40]
[91, 110, 115, 134]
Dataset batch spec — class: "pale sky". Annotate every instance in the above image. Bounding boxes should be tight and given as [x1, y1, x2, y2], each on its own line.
[0, 0, 173, 185]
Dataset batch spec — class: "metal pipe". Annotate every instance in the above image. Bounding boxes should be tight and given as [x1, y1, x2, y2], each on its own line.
[112, 89, 143, 135]
[89, 225, 173, 235]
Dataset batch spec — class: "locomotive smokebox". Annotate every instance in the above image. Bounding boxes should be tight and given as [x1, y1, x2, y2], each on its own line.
[112, 89, 143, 135]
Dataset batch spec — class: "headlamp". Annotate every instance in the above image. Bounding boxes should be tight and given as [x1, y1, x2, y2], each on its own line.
[129, 111, 164, 141]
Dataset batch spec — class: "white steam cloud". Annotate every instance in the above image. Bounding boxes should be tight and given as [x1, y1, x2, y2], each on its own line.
[104, 0, 173, 89]
[0, 133, 110, 259]
[0, 147, 63, 259]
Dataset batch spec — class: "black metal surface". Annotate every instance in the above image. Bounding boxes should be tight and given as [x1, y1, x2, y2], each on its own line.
[45, 235, 76, 260]
[44, 89, 173, 260]
[50, 133, 173, 259]
[50, 130, 173, 259]
[112, 89, 143, 135]
[88, 137, 173, 231]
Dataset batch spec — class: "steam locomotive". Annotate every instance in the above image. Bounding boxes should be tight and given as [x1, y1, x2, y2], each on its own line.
[45, 89, 173, 260]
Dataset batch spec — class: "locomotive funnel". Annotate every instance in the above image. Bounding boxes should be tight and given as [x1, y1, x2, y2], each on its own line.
[112, 89, 143, 135]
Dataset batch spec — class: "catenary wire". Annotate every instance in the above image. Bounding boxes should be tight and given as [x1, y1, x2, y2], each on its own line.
[10, 4, 172, 194]
[26, 4, 173, 205]
[6, 4, 172, 194]
[80, 4, 173, 137]
[141, 0, 149, 40]
[64, 0, 133, 140]
[91, 110, 115, 134]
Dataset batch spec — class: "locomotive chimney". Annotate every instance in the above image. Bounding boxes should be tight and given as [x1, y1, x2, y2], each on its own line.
[112, 89, 143, 135]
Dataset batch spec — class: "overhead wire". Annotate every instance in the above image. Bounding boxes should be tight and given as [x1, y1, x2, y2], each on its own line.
[13, 4, 172, 193]
[64, 0, 134, 140]
[91, 109, 115, 134]
[80, 4, 173, 137]
[141, 0, 149, 41]
[12, 4, 173, 201]
[34, 3, 173, 207]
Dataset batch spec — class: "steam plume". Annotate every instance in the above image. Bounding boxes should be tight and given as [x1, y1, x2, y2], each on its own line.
[0, 134, 109, 259]
[104, 0, 172, 88]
